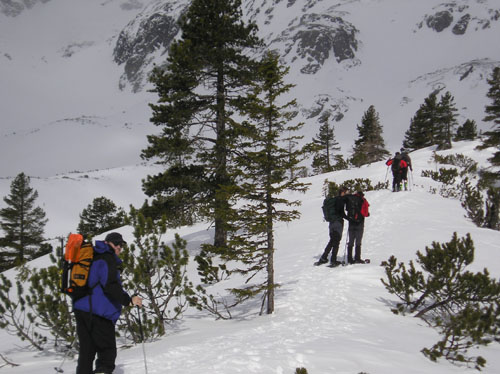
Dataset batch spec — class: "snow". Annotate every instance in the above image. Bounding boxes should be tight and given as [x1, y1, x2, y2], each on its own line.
[1, 141, 500, 374]
[1, 0, 499, 177]
[1, 0, 500, 372]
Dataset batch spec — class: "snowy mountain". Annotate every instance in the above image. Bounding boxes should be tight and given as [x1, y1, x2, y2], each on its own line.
[1, 141, 499, 374]
[1, 0, 499, 178]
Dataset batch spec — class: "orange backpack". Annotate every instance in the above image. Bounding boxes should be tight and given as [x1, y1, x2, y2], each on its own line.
[61, 233, 95, 300]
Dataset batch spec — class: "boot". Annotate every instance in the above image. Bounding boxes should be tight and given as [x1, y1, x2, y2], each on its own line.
[347, 246, 354, 264]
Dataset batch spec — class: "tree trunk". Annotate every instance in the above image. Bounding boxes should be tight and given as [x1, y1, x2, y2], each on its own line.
[266, 194, 274, 314]
[213, 67, 227, 249]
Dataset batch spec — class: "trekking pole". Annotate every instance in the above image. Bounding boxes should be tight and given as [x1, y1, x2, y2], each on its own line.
[384, 165, 389, 184]
[342, 240, 348, 266]
[54, 336, 77, 373]
[136, 306, 148, 374]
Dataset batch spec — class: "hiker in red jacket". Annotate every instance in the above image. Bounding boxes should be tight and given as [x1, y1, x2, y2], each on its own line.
[400, 148, 413, 190]
[386, 152, 407, 192]
[345, 191, 370, 264]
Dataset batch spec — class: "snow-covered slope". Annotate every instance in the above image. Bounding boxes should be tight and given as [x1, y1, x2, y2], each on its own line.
[1, 0, 499, 178]
[0, 141, 499, 374]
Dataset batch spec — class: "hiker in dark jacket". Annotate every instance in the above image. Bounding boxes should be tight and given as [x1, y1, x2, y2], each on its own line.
[74, 232, 142, 374]
[317, 187, 348, 266]
[386, 152, 407, 192]
[400, 148, 413, 190]
[346, 191, 369, 264]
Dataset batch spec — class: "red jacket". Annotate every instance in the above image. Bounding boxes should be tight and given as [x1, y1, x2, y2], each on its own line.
[386, 159, 408, 169]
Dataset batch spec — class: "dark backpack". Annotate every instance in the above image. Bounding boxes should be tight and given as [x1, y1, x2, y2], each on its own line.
[345, 194, 363, 223]
[322, 196, 338, 222]
[391, 155, 403, 172]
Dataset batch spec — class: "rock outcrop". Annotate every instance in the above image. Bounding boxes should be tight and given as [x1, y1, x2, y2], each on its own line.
[113, 1, 186, 92]
[271, 13, 358, 74]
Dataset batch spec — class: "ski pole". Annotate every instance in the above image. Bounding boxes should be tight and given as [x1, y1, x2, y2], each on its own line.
[342, 239, 348, 266]
[137, 306, 148, 374]
[54, 336, 77, 373]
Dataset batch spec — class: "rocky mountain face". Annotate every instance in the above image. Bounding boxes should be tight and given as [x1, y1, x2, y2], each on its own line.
[0, 0, 51, 17]
[269, 13, 358, 75]
[113, 0, 186, 92]
[111, 0, 361, 92]
[1, 0, 500, 178]
[419, 1, 500, 34]
[107, 0, 500, 132]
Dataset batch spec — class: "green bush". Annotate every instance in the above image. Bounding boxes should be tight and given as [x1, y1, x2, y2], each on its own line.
[381, 233, 500, 370]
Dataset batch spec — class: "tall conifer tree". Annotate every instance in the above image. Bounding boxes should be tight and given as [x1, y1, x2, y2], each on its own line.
[143, 0, 262, 248]
[228, 52, 308, 314]
[477, 67, 500, 230]
[77, 196, 126, 239]
[454, 119, 477, 141]
[351, 105, 390, 166]
[309, 120, 340, 174]
[403, 92, 439, 150]
[478, 67, 500, 166]
[435, 91, 458, 150]
[0, 173, 47, 270]
[403, 91, 458, 151]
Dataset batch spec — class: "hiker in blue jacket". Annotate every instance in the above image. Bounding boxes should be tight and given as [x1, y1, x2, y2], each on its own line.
[74, 232, 142, 374]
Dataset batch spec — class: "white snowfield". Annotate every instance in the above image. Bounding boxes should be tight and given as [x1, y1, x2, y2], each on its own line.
[1, 141, 499, 374]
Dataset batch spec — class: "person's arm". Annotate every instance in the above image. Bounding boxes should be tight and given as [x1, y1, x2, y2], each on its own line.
[101, 255, 132, 307]
[338, 196, 349, 220]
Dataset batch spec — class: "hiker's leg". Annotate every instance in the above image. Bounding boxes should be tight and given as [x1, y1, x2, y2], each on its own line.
[75, 310, 97, 374]
[93, 315, 117, 374]
[354, 224, 365, 261]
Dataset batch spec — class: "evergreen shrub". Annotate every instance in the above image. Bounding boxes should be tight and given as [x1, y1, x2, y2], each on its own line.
[381, 233, 500, 370]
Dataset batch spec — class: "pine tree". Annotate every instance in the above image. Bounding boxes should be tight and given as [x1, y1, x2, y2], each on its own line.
[403, 92, 439, 150]
[210, 52, 308, 314]
[143, 0, 262, 248]
[477, 67, 500, 167]
[0, 244, 76, 351]
[0, 173, 47, 270]
[351, 105, 390, 167]
[77, 196, 126, 239]
[454, 119, 477, 141]
[435, 91, 458, 150]
[309, 120, 340, 174]
[119, 208, 192, 340]
[381, 233, 500, 369]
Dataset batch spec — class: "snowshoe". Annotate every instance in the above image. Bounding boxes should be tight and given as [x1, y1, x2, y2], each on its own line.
[314, 258, 328, 266]
[327, 261, 342, 268]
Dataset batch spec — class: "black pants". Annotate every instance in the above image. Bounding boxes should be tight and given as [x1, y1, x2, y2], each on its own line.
[347, 222, 364, 261]
[321, 220, 344, 263]
[75, 309, 117, 374]
[401, 167, 408, 181]
[392, 172, 402, 191]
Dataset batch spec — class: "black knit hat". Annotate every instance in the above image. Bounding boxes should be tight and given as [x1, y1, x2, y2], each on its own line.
[105, 232, 126, 245]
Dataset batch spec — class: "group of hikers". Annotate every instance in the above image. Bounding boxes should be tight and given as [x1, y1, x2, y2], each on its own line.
[386, 148, 413, 192]
[316, 148, 414, 267]
[316, 188, 370, 267]
[71, 149, 413, 373]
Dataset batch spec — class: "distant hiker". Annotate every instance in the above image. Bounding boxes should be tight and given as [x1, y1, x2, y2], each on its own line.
[74, 232, 142, 374]
[317, 187, 348, 266]
[400, 148, 413, 191]
[386, 152, 407, 192]
[345, 191, 370, 264]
